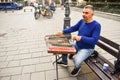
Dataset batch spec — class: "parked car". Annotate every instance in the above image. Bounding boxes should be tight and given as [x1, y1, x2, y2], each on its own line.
[0, 2, 23, 10]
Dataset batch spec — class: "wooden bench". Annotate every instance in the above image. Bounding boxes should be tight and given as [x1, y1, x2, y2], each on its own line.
[47, 35, 120, 79]
[85, 36, 120, 80]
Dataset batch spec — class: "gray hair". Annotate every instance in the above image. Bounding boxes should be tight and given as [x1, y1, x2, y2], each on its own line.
[84, 5, 94, 11]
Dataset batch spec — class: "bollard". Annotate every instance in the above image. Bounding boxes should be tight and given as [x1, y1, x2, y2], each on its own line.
[31, 9, 32, 12]
[5, 9, 7, 13]
[24, 9, 26, 12]
[12, 9, 14, 13]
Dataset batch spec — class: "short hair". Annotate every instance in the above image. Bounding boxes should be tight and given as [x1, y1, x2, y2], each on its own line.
[84, 5, 94, 11]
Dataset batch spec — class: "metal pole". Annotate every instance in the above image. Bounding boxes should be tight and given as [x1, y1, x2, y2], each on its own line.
[63, 0, 71, 39]
[55, 54, 58, 80]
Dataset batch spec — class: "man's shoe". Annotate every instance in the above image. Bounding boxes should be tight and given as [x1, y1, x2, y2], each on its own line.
[71, 67, 81, 76]
[57, 61, 68, 67]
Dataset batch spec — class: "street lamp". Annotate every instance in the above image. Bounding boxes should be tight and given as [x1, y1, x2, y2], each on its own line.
[63, 0, 71, 39]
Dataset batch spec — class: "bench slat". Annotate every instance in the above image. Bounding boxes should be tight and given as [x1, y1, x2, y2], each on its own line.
[86, 56, 118, 80]
[84, 36, 119, 80]
[97, 42, 118, 58]
[99, 36, 119, 50]
[85, 60, 110, 80]
[95, 56, 118, 80]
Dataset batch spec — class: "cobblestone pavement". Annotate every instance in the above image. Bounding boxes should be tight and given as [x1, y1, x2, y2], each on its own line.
[0, 6, 120, 80]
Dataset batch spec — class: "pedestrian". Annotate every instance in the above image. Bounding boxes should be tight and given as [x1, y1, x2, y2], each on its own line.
[49, 1, 56, 11]
[33, 2, 38, 11]
[61, 0, 65, 10]
[56, 5, 101, 76]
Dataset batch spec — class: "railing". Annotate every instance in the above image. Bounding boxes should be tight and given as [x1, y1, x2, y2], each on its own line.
[87, 2, 120, 5]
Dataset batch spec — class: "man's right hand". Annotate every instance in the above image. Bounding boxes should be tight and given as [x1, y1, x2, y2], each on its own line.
[56, 31, 63, 36]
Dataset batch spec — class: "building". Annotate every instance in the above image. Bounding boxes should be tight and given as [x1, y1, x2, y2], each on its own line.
[0, 0, 85, 7]
[0, 0, 12, 2]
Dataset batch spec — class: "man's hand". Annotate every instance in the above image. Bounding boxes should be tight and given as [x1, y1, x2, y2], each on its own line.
[73, 36, 82, 41]
[56, 31, 63, 36]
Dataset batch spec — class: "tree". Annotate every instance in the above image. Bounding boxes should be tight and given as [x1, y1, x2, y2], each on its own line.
[71, 0, 77, 2]
[84, 0, 119, 2]
[107, 0, 119, 2]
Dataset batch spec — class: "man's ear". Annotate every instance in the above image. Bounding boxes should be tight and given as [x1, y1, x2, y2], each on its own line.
[92, 10, 94, 15]
[92, 13, 94, 16]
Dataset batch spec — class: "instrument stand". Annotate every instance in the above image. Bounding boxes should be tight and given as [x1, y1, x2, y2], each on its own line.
[45, 35, 76, 80]
[53, 54, 60, 80]
[53, 55, 62, 65]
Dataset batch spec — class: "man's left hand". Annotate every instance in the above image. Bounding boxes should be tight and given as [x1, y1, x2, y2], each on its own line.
[73, 36, 82, 41]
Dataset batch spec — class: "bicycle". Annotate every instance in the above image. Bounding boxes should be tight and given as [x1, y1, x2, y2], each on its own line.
[34, 5, 53, 19]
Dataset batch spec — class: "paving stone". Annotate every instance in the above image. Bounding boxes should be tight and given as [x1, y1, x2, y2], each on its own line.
[45, 69, 57, 80]
[59, 77, 77, 80]
[45, 68, 70, 80]
[0, 48, 6, 53]
[6, 47, 18, 51]
[20, 74, 30, 80]
[39, 56, 52, 63]
[17, 45, 26, 50]
[0, 62, 8, 68]
[22, 65, 35, 74]
[18, 54, 32, 60]
[31, 52, 42, 58]
[0, 76, 10, 80]
[0, 56, 7, 62]
[7, 60, 20, 67]
[80, 63, 93, 74]
[19, 49, 30, 54]
[36, 62, 55, 72]
[42, 51, 52, 57]
[0, 52, 6, 57]
[11, 73, 30, 80]
[20, 58, 39, 66]
[31, 72, 45, 80]
[6, 50, 19, 56]
[6, 55, 14, 61]
[83, 72, 101, 80]
[0, 67, 22, 77]
[30, 48, 43, 53]
[11, 75, 21, 80]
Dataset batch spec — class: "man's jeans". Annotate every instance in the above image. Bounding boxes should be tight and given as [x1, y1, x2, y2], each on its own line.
[61, 43, 94, 69]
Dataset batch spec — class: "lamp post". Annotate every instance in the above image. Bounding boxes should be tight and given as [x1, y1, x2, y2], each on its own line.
[63, 0, 71, 39]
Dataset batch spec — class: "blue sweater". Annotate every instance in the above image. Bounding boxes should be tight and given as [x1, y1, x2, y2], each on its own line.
[63, 19, 101, 49]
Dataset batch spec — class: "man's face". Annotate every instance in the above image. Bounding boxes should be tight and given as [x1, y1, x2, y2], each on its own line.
[82, 8, 94, 22]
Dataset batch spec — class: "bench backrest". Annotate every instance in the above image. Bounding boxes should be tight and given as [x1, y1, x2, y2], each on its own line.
[97, 36, 120, 60]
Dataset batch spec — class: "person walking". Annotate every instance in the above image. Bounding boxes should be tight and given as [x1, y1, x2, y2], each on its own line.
[49, 1, 56, 11]
[56, 5, 101, 76]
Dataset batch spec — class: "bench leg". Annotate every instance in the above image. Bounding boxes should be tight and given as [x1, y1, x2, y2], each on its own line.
[55, 54, 59, 80]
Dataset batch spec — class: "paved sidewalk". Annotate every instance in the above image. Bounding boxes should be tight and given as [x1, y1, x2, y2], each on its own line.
[0, 6, 120, 80]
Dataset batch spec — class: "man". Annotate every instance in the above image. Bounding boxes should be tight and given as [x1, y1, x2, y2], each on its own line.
[49, 1, 56, 11]
[56, 5, 101, 76]
[33, 2, 38, 11]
